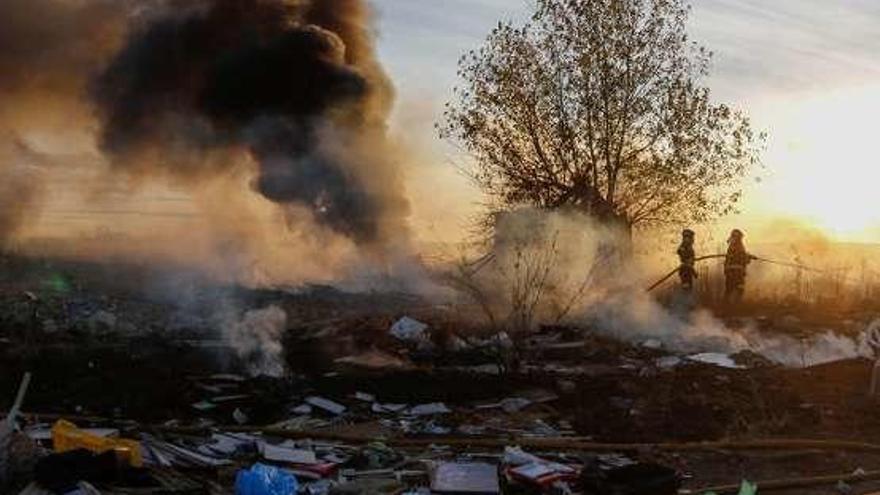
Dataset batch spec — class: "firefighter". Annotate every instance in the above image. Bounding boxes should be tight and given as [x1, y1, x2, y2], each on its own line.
[724, 229, 756, 302]
[677, 229, 697, 291]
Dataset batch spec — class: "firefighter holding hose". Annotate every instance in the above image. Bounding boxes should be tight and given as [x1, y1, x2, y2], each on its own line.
[649, 228, 822, 296]
[677, 229, 697, 291]
[724, 229, 757, 302]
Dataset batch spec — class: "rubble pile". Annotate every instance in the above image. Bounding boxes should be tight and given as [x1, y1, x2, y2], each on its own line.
[4, 256, 880, 493]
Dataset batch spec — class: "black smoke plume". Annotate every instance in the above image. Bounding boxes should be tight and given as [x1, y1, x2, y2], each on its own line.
[93, 0, 408, 244]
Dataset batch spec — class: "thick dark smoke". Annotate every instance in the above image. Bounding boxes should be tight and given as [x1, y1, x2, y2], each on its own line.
[93, 0, 408, 244]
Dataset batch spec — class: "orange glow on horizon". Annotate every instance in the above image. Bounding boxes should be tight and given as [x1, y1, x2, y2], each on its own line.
[738, 84, 880, 243]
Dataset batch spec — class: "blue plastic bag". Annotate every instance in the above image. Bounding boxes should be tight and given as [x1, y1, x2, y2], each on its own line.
[235, 463, 299, 495]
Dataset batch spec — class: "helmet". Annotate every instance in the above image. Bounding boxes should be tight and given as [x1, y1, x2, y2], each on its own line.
[682, 229, 695, 238]
[730, 229, 744, 239]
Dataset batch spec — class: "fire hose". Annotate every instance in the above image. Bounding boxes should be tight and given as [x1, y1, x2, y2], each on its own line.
[645, 254, 726, 292]
[646, 255, 830, 292]
[469, 250, 840, 293]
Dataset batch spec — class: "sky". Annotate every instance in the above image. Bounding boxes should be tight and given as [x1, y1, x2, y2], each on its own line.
[372, 0, 880, 242]
[15, 0, 880, 251]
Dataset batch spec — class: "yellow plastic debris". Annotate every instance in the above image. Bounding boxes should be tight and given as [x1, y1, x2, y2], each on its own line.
[51, 420, 142, 467]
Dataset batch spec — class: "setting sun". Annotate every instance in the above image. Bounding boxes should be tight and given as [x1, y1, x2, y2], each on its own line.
[749, 85, 880, 241]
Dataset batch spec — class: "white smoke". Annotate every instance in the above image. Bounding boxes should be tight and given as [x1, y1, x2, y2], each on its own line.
[587, 285, 871, 367]
[221, 305, 288, 377]
[750, 330, 871, 367]
[474, 208, 871, 368]
[588, 291, 751, 353]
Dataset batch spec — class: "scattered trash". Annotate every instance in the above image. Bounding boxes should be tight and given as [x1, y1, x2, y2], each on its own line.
[306, 397, 347, 416]
[202, 433, 256, 456]
[408, 403, 451, 416]
[390, 317, 432, 349]
[259, 442, 318, 465]
[1, 373, 31, 486]
[233, 408, 250, 425]
[142, 434, 232, 468]
[655, 356, 683, 368]
[235, 463, 299, 495]
[527, 419, 562, 437]
[5, 373, 31, 427]
[510, 462, 558, 482]
[687, 353, 744, 369]
[19, 480, 102, 495]
[430, 462, 500, 494]
[192, 400, 218, 411]
[51, 420, 142, 467]
[447, 335, 471, 352]
[334, 351, 414, 371]
[26, 427, 117, 443]
[292, 404, 314, 415]
[329, 478, 405, 494]
[372, 403, 408, 414]
[477, 397, 532, 413]
[0, 283, 863, 495]
[350, 442, 401, 471]
[503, 446, 578, 490]
[420, 421, 452, 435]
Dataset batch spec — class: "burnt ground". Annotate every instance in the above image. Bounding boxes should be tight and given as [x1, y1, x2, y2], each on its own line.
[4, 254, 880, 493]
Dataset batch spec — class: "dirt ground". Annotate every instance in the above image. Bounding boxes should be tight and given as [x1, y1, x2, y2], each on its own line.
[4, 254, 880, 493]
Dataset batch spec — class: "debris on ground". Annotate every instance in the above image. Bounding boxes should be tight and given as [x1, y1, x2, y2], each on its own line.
[390, 317, 433, 351]
[430, 461, 499, 494]
[52, 420, 142, 467]
[687, 352, 745, 369]
[3, 266, 880, 494]
[236, 463, 299, 495]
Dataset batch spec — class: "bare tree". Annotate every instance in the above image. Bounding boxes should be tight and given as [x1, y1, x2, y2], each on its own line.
[439, 0, 764, 235]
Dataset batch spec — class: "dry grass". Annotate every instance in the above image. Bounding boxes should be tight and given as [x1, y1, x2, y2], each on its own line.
[682, 256, 880, 314]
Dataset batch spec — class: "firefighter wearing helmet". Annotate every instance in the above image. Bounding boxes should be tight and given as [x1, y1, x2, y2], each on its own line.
[724, 229, 756, 302]
[677, 229, 697, 291]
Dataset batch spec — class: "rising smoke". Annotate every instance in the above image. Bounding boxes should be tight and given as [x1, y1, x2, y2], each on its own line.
[464, 208, 869, 367]
[0, 0, 126, 100]
[0, 0, 418, 369]
[221, 305, 288, 377]
[0, 0, 128, 244]
[0, 139, 47, 242]
[5, 0, 860, 370]
[0, 0, 410, 254]
[92, 0, 409, 245]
